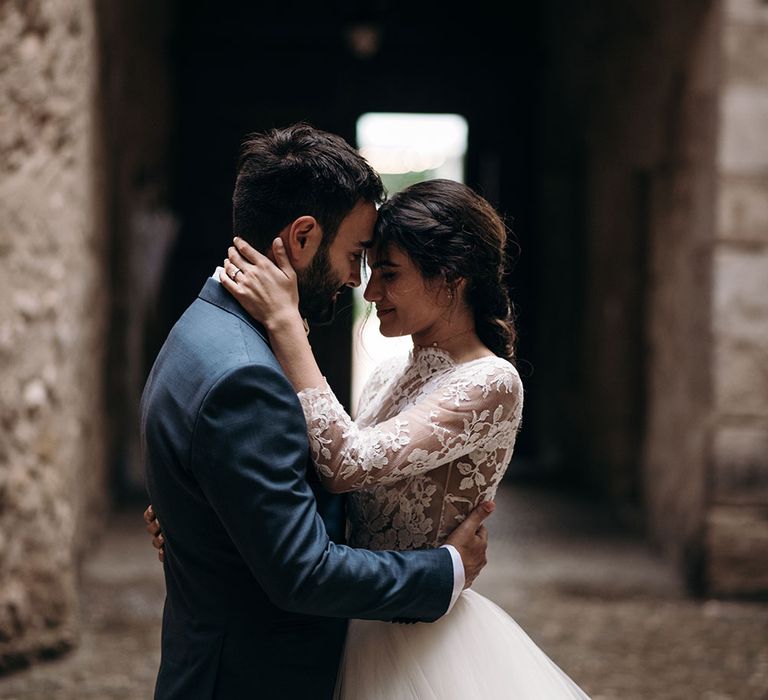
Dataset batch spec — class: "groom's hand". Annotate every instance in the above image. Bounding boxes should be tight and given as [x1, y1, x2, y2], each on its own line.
[445, 501, 495, 589]
[144, 505, 165, 563]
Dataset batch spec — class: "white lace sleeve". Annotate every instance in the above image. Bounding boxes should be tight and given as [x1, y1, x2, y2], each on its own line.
[297, 361, 522, 493]
[349, 355, 396, 420]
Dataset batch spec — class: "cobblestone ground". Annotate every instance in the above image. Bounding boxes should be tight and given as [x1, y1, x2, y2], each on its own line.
[1, 481, 766, 699]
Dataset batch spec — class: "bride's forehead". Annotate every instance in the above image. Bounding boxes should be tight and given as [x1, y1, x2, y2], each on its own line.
[367, 243, 408, 266]
[365, 247, 382, 264]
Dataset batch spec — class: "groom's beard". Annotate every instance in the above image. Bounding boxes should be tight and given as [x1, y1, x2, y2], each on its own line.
[296, 243, 345, 326]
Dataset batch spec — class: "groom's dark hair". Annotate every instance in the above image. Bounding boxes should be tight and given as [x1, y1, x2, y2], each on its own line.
[232, 122, 385, 252]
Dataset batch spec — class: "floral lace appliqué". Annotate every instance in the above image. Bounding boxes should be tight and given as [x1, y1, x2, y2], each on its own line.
[298, 346, 523, 550]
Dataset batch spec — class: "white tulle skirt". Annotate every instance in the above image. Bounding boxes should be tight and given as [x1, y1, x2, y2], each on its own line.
[335, 589, 591, 699]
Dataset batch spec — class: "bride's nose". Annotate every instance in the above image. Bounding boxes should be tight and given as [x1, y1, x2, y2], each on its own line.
[363, 276, 382, 303]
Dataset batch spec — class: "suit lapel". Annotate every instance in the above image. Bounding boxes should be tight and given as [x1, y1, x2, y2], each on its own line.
[198, 277, 349, 542]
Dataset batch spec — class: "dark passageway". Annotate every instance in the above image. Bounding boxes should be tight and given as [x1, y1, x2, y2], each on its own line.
[163, 1, 542, 460]
[100, 0, 763, 599]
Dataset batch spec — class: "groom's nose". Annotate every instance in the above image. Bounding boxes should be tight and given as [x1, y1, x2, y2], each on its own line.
[346, 262, 362, 289]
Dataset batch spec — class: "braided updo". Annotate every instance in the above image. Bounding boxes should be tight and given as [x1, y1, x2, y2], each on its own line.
[372, 179, 517, 363]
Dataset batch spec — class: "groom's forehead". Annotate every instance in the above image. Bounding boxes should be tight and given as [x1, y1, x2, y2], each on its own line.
[337, 225, 374, 250]
[332, 199, 378, 249]
[336, 230, 373, 250]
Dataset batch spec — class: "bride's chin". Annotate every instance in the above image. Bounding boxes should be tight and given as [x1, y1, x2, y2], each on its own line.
[377, 323, 399, 338]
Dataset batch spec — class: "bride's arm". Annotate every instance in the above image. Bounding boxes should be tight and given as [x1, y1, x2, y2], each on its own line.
[221, 237, 522, 494]
[220, 236, 325, 392]
[295, 366, 523, 493]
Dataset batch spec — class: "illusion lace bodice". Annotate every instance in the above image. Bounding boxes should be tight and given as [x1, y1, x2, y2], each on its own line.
[297, 346, 523, 551]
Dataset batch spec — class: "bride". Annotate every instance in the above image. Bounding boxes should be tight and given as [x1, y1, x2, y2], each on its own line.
[213, 178, 591, 699]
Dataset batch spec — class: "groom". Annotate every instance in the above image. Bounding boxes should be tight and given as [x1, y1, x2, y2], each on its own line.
[141, 123, 493, 700]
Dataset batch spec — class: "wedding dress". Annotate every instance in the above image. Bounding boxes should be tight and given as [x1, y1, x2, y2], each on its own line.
[297, 346, 591, 699]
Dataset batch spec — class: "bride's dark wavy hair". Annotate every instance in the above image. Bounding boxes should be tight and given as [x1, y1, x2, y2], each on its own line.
[371, 179, 518, 363]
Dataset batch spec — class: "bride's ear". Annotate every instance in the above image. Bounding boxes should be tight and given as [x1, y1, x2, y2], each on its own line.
[283, 216, 323, 270]
[440, 275, 466, 306]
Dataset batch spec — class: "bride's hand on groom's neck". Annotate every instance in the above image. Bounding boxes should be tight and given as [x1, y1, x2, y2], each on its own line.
[220, 237, 301, 331]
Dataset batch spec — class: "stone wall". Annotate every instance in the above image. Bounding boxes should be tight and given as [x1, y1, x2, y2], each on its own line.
[706, 0, 768, 595]
[538, 0, 768, 595]
[536, 0, 718, 515]
[0, 0, 108, 668]
[642, 1, 721, 591]
[581, 2, 719, 528]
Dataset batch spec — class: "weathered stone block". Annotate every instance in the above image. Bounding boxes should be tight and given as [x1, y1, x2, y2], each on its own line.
[726, 0, 768, 25]
[718, 86, 768, 174]
[707, 505, 768, 596]
[713, 423, 768, 502]
[717, 175, 768, 243]
[724, 23, 768, 88]
[713, 248, 768, 342]
[712, 249, 768, 411]
[714, 336, 768, 415]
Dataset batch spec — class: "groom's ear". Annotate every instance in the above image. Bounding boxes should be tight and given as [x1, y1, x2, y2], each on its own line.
[283, 215, 323, 270]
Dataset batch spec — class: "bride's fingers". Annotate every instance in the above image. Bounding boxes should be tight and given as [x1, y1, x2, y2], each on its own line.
[227, 245, 251, 273]
[223, 258, 241, 281]
[233, 236, 261, 265]
[219, 263, 239, 294]
[271, 237, 297, 279]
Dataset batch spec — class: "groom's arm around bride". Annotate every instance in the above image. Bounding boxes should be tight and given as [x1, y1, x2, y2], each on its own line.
[142, 285, 491, 700]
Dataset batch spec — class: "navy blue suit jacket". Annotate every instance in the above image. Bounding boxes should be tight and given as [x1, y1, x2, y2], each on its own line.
[141, 278, 454, 699]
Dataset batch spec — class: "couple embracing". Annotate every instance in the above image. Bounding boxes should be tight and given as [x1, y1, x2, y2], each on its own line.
[141, 123, 590, 699]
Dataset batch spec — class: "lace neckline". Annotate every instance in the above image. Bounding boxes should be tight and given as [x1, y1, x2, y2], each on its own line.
[410, 344, 453, 362]
[408, 344, 498, 369]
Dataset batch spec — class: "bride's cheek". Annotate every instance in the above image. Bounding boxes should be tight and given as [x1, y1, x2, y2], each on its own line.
[393, 285, 418, 304]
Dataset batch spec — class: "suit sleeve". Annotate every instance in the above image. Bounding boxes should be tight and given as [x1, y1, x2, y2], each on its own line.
[189, 363, 454, 621]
